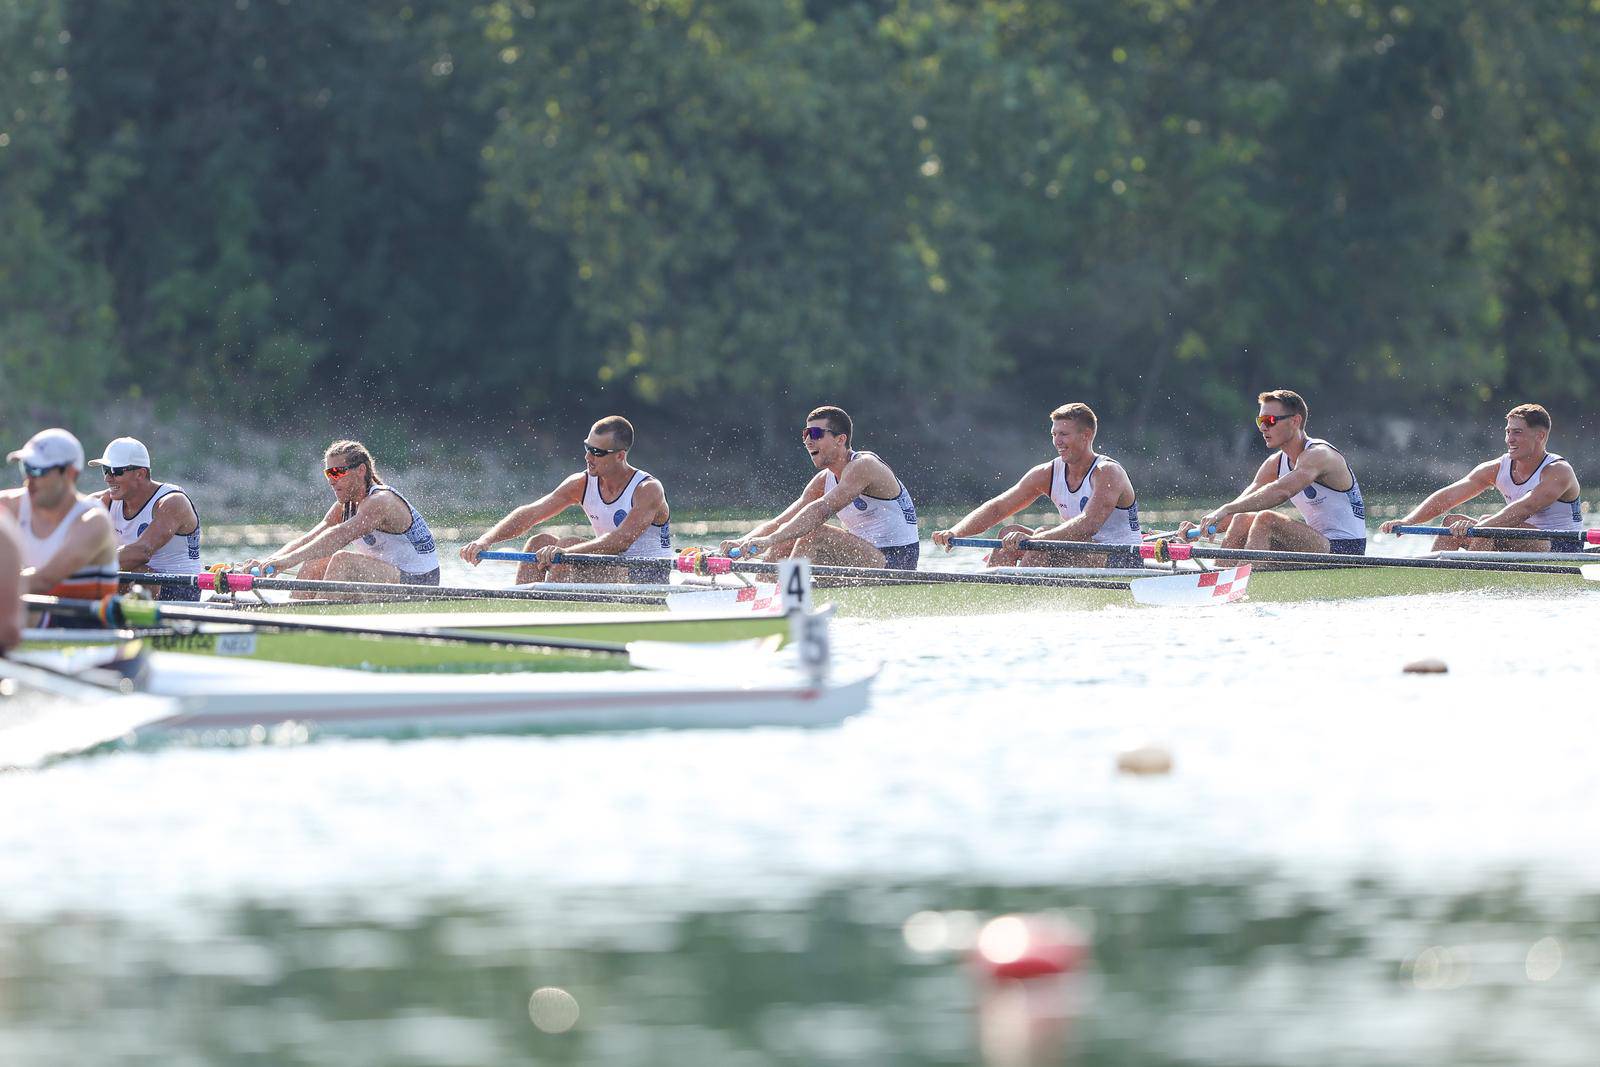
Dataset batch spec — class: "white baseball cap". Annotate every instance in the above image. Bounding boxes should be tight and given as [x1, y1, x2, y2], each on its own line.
[89, 436, 153, 470]
[7, 428, 86, 472]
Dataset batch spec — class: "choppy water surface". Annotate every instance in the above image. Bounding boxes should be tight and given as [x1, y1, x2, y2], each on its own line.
[2, 541, 1598, 1065]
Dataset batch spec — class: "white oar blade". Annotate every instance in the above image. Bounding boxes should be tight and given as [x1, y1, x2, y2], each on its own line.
[625, 635, 783, 671]
[664, 584, 780, 615]
[1582, 564, 1600, 582]
[1129, 565, 1252, 607]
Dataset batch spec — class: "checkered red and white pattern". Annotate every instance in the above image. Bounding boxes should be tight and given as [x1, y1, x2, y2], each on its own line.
[1129, 564, 1252, 606]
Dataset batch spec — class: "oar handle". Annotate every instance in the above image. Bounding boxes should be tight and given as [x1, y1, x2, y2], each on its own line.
[479, 549, 640, 566]
[1392, 524, 1598, 543]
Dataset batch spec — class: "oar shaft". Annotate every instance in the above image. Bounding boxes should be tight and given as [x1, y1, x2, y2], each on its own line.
[478, 550, 669, 571]
[946, 536, 1582, 574]
[1392, 525, 1598, 544]
[26, 595, 630, 654]
[681, 553, 1134, 591]
[119, 571, 665, 606]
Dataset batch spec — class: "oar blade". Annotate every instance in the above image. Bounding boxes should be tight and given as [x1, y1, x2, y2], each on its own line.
[1581, 564, 1600, 582]
[664, 584, 780, 615]
[1129, 565, 1252, 607]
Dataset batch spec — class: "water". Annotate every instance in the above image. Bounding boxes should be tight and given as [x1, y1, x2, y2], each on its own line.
[2, 541, 1598, 1064]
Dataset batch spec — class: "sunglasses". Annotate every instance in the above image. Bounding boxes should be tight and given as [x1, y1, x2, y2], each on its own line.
[802, 426, 842, 441]
[324, 460, 365, 479]
[1255, 413, 1294, 430]
[103, 465, 143, 477]
[583, 443, 622, 457]
[18, 461, 67, 479]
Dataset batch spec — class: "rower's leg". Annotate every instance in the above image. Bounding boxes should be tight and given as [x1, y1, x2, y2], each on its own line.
[1218, 513, 1258, 548]
[289, 556, 332, 599]
[987, 524, 1035, 567]
[322, 551, 405, 600]
[1243, 512, 1330, 553]
[793, 525, 889, 568]
[1428, 513, 1479, 552]
[515, 533, 580, 584]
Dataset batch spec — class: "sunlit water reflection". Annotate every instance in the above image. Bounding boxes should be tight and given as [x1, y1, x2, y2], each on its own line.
[2, 540, 1596, 1064]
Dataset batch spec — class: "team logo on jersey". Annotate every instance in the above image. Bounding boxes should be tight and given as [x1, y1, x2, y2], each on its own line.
[613, 508, 628, 526]
[1078, 496, 1089, 511]
[137, 522, 150, 537]
[363, 533, 378, 545]
[852, 497, 868, 511]
[1303, 485, 1318, 500]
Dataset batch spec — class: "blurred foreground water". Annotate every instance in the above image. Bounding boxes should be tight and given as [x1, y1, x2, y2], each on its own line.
[2, 543, 1597, 1064]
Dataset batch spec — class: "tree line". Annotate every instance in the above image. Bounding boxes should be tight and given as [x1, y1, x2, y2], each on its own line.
[5, 0, 1597, 435]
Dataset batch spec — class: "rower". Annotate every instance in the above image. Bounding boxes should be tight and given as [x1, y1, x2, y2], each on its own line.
[0, 509, 21, 652]
[932, 402, 1140, 566]
[1379, 403, 1583, 552]
[723, 406, 921, 568]
[1179, 389, 1368, 554]
[460, 416, 672, 583]
[243, 440, 440, 596]
[2, 429, 119, 618]
[89, 436, 203, 601]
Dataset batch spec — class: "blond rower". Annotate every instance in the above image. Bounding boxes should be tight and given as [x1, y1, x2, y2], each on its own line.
[1379, 403, 1583, 552]
[932, 402, 1139, 566]
[243, 440, 440, 596]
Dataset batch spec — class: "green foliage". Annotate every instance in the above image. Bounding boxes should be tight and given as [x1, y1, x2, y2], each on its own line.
[3, 0, 1598, 427]
[0, 0, 115, 424]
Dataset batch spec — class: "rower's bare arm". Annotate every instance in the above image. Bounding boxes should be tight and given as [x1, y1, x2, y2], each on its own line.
[732, 476, 826, 546]
[462, 476, 585, 563]
[569, 480, 667, 555]
[0, 511, 23, 652]
[763, 463, 877, 546]
[118, 492, 198, 570]
[267, 497, 396, 571]
[1380, 462, 1497, 532]
[1232, 455, 1316, 515]
[23, 506, 115, 594]
[1037, 463, 1129, 541]
[274, 503, 341, 557]
[935, 464, 1051, 546]
[1479, 460, 1579, 526]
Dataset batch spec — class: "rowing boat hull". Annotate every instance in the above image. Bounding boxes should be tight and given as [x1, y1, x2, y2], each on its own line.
[137, 653, 874, 737]
[209, 602, 795, 644]
[203, 563, 1594, 621]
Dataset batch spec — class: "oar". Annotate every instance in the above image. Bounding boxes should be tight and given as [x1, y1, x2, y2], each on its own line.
[482, 549, 1138, 591]
[24, 594, 635, 657]
[118, 571, 667, 606]
[946, 536, 1585, 575]
[1390, 525, 1599, 544]
[477, 550, 672, 579]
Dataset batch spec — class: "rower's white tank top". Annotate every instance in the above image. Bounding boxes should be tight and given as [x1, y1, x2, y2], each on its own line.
[17, 492, 119, 597]
[821, 451, 920, 549]
[108, 483, 202, 575]
[342, 484, 440, 576]
[1048, 455, 1141, 544]
[582, 469, 673, 558]
[1495, 452, 1582, 531]
[1276, 438, 1367, 541]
